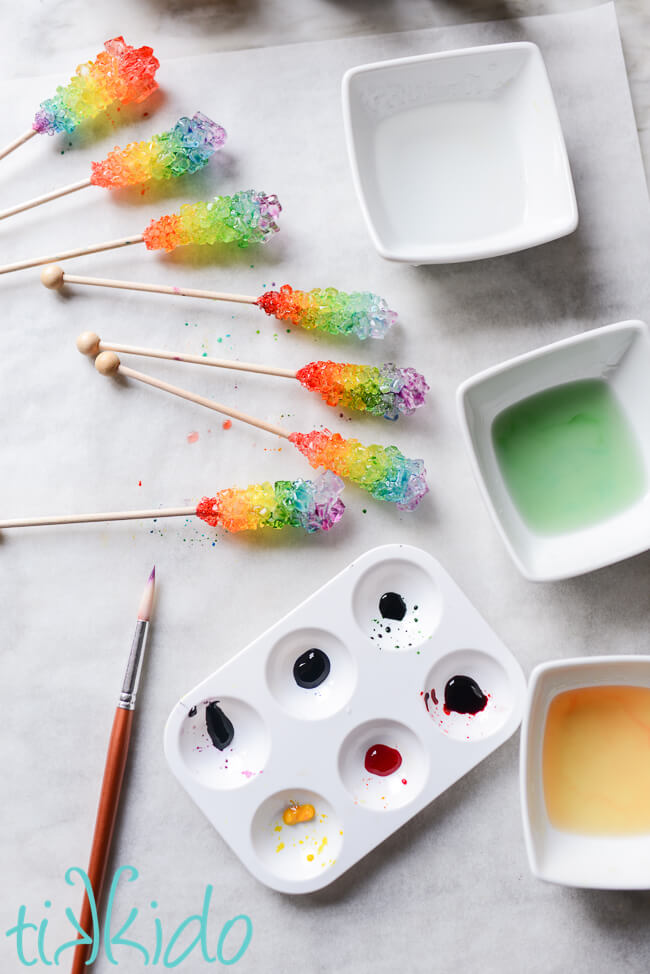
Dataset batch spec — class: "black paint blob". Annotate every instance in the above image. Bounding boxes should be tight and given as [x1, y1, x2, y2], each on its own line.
[187, 706, 197, 718]
[379, 592, 407, 621]
[293, 649, 331, 689]
[205, 701, 235, 750]
[444, 676, 488, 715]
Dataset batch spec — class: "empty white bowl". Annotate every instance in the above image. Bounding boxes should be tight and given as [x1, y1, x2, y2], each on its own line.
[342, 42, 578, 264]
[521, 656, 650, 889]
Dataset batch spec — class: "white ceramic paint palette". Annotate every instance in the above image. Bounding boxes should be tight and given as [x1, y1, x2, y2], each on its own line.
[164, 544, 526, 893]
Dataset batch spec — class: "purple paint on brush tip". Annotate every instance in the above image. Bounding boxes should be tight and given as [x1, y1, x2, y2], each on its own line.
[148, 566, 156, 582]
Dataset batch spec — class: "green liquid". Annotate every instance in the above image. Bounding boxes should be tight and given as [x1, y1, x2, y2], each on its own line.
[492, 379, 646, 534]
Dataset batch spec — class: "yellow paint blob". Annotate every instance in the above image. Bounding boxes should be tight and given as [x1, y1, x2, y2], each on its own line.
[283, 802, 315, 826]
[543, 685, 650, 835]
[317, 836, 328, 855]
[307, 854, 314, 861]
[275, 842, 285, 853]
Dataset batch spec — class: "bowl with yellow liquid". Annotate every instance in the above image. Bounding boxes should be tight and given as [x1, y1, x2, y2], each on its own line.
[520, 656, 650, 889]
[457, 320, 650, 581]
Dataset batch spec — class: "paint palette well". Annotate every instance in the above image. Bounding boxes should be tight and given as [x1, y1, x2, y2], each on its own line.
[164, 545, 526, 893]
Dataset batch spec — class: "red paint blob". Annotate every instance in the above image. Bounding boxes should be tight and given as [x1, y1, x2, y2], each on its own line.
[222, 420, 232, 430]
[364, 744, 402, 777]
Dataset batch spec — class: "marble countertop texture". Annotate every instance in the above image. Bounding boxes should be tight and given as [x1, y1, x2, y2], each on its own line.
[1, 3, 649, 974]
[2, 0, 648, 177]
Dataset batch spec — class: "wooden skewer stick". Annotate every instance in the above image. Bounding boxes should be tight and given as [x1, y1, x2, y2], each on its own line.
[0, 234, 144, 275]
[76, 330, 297, 380]
[0, 507, 194, 529]
[41, 263, 259, 306]
[95, 351, 291, 440]
[0, 176, 92, 220]
[0, 128, 37, 162]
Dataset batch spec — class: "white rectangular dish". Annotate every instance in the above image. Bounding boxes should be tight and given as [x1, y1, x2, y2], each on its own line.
[521, 656, 650, 889]
[164, 544, 526, 893]
[457, 320, 650, 582]
[342, 42, 578, 264]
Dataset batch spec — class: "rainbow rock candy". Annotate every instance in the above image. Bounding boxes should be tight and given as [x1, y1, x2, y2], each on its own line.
[90, 113, 226, 188]
[142, 190, 281, 252]
[33, 37, 159, 136]
[257, 285, 397, 340]
[195, 472, 345, 533]
[289, 430, 428, 511]
[296, 361, 429, 420]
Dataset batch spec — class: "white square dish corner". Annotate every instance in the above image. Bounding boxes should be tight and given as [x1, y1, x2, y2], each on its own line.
[457, 320, 650, 581]
[342, 41, 578, 264]
[521, 656, 650, 890]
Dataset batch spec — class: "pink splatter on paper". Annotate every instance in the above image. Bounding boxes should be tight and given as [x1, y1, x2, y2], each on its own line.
[187, 431, 199, 444]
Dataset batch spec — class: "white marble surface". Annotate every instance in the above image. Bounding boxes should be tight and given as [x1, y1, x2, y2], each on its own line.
[1, 0, 648, 176]
[1, 3, 650, 974]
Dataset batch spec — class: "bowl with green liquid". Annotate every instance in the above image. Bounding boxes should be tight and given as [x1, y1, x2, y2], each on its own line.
[457, 321, 650, 581]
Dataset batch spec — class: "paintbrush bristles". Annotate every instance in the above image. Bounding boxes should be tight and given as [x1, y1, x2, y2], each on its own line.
[137, 567, 156, 621]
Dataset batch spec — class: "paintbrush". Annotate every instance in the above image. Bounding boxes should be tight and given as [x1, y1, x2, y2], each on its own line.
[70, 567, 156, 974]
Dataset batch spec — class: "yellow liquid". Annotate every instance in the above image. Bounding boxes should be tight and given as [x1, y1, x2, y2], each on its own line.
[542, 685, 650, 835]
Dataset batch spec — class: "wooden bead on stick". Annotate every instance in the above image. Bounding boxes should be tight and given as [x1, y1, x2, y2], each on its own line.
[40, 264, 66, 290]
[95, 351, 121, 376]
[76, 331, 101, 357]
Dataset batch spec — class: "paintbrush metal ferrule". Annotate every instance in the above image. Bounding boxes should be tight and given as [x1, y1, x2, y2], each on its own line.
[119, 619, 149, 710]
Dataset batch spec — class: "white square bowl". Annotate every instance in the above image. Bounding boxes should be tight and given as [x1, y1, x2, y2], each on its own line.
[342, 42, 578, 264]
[456, 320, 650, 582]
[521, 656, 650, 890]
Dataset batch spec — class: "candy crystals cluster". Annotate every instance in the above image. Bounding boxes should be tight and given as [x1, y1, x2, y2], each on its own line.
[90, 113, 226, 188]
[142, 190, 282, 252]
[296, 361, 429, 420]
[195, 472, 345, 533]
[289, 430, 428, 510]
[257, 285, 397, 339]
[33, 37, 159, 135]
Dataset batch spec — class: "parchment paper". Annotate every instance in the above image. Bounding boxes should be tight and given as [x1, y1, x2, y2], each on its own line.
[1, 4, 649, 972]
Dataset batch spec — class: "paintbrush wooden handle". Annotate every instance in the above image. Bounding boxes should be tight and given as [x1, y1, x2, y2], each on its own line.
[70, 707, 133, 974]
